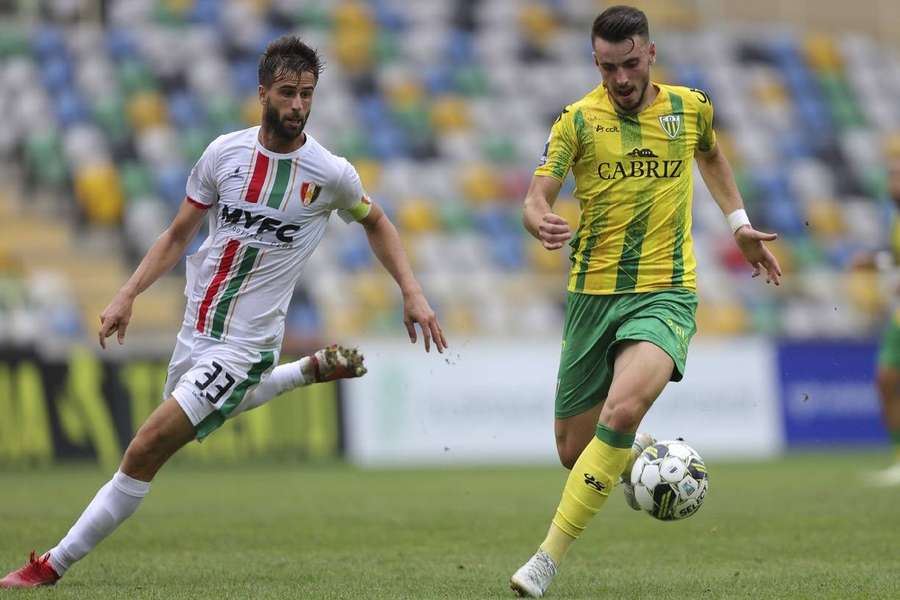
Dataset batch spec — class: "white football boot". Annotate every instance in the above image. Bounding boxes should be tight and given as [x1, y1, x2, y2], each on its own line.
[510, 549, 557, 598]
[621, 432, 656, 510]
[864, 462, 900, 487]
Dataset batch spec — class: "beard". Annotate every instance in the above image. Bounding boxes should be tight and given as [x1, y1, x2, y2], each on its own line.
[608, 79, 649, 114]
[262, 101, 307, 141]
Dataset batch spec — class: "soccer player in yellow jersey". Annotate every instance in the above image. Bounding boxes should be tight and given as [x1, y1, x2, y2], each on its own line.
[855, 152, 900, 486]
[510, 6, 782, 597]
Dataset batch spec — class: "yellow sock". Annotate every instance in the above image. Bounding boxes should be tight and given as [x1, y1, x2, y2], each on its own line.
[539, 425, 635, 564]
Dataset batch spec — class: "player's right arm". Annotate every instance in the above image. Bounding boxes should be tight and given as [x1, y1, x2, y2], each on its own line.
[98, 199, 207, 348]
[523, 175, 570, 250]
[525, 105, 578, 251]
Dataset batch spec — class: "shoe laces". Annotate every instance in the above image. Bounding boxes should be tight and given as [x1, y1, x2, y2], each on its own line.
[21, 551, 51, 579]
[524, 551, 557, 584]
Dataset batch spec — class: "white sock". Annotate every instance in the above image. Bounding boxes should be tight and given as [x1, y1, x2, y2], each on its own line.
[47, 470, 150, 576]
[230, 359, 308, 417]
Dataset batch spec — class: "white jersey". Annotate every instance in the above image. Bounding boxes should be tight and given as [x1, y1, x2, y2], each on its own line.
[183, 126, 370, 350]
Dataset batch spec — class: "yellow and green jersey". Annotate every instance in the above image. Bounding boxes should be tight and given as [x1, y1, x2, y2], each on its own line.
[891, 218, 900, 262]
[535, 82, 716, 295]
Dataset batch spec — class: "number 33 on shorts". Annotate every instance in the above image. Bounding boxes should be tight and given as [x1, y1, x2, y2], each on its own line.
[192, 361, 237, 406]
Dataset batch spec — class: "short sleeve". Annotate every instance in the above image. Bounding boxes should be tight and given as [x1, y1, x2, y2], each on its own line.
[185, 138, 220, 209]
[534, 106, 579, 181]
[693, 89, 716, 153]
[334, 159, 373, 223]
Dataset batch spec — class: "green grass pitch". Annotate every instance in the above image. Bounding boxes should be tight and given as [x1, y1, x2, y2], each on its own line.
[0, 452, 897, 599]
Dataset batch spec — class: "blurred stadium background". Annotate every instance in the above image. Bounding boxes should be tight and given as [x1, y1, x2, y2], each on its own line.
[1, 0, 899, 466]
[2, 1, 900, 598]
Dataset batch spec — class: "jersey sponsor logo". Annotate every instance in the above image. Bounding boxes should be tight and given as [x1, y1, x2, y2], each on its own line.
[626, 147, 659, 158]
[597, 159, 684, 180]
[220, 205, 301, 243]
[658, 114, 682, 139]
[595, 123, 620, 133]
[300, 181, 322, 206]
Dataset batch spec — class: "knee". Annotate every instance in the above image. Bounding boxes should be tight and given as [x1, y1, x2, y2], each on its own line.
[124, 424, 166, 466]
[601, 398, 645, 433]
[558, 446, 579, 470]
[555, 433, 586, 470]
[877, 369, 898, 395]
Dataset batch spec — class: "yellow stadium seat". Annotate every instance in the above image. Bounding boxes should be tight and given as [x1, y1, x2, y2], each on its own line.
[352, 272, 394, 314]
[519, 3, 558, 45]
[397, 197, 439, 233]
[127, 91, 168, 132]
[241, 93, 262, 126]
[354, 159, 382, 192]
[803, 34, 842, 71]
[805, 200, 846, 240]
[442, 302, 477, 336]
[385, 78, 424, 111]
[846, 270, 887, 316]
[527, 239, 569, 272]
[74, 163, 124, 225]
[696, 301, 747, 336]
[430, 96, 470, 133]
[333, 2, 376, 71]
[460, 164, 501, 205]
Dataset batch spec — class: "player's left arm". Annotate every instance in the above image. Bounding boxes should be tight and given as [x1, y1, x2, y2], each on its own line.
[696, 140, 783, 286]
[357, 202, 447, 353]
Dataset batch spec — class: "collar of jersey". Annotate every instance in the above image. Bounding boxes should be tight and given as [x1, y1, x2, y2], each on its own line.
[254, 126, 315, 159]
[603, 82, 666, 117]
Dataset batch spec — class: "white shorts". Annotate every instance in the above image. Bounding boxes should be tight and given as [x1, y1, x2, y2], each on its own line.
[164, 323, 278, 440]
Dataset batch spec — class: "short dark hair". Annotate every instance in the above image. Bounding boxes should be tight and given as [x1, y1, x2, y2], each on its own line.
[258, 35, 324, 87]
[591, 5, 649, 43]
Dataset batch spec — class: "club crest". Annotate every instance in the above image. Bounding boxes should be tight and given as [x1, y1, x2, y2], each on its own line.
[658, 114, 682, 139]
[300, 181, 321, 206]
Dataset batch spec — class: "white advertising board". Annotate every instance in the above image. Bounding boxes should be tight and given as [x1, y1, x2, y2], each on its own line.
[343, 338, 781, 466]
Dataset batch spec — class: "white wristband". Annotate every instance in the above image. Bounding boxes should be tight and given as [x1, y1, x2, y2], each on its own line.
[726, 209, 751, 234]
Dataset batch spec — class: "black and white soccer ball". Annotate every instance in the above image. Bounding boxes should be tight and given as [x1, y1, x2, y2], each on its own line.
[630, 440, 708, 521]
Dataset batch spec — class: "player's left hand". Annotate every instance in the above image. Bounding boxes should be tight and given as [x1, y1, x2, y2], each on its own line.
[402, 291, 447, 353]
[734, 225, 782, 285]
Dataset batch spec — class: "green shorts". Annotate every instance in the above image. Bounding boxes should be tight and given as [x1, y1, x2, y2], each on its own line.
[878, 308, 900, 369]
[555, 288, 698, 419]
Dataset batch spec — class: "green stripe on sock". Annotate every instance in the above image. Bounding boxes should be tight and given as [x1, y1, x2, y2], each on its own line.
[595, 424, 636, 449]
[265, 158, 293, 209]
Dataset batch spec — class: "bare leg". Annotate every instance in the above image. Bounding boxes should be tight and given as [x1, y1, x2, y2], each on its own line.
[553, 340, 673, 468]
[120, 397, 196, 481]
[876, 366, 900, 461]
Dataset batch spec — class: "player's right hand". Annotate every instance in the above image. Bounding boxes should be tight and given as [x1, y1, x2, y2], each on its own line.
[98, 291, 135, 349]
[538, 212, 571, 250]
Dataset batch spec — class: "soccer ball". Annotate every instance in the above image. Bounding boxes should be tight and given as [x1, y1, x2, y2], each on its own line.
[630, 440, 708, 521]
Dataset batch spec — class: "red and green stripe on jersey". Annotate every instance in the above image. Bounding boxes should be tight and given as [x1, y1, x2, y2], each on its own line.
[241, 151, 321, 210]
[195, 239, 263, 339]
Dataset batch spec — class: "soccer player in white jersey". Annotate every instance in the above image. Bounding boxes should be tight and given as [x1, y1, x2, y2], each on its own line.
[0, 35, 447, 588]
